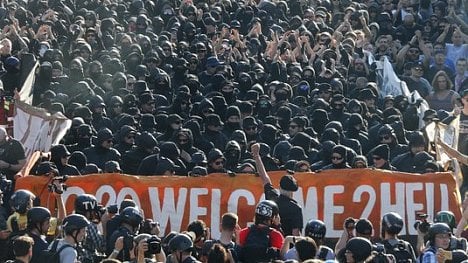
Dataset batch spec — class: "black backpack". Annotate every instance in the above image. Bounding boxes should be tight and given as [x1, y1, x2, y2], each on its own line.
[383, 239, 414, 263]
[240, 225, 279, 263]
[37, 239, 74, 263]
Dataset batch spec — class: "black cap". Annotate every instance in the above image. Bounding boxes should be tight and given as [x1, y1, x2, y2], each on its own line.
[279, 174, 299, 191]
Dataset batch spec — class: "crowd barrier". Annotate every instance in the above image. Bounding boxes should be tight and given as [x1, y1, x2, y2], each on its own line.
[16, 168, 461, 238]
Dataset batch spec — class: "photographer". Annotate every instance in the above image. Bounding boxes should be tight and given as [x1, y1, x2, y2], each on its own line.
[74, 194, 106, 263]
[434, 211, 468, 252]
[107, 207, 143, 261]
[379, 212, 417, 262]
[420, 223, 465, 263]
[167, 233, 201, 263]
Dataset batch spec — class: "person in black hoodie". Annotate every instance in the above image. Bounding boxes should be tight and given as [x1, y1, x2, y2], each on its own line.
[50, 144, 81, 175]
[223, 106, 242, 138]
[122, 132, 159, 175]
[311, 140, 336, 171]
[223, 140, 242, 172]
[203, 114, 228, 151]
[345, 113, 371, 154]
[84, 128, 121, 170]
[328, 94, 350, 126]
[322, 145, 352, 170]
[173, 128, 200, 168]
[391, 131, 427, 172]
[67, 124, 94, 154]
[159, 141, 187, 175]
[184, 119, 213, 155]
[207, 148, 227, 174]
[114, 125, 137, 155]
[369, 144, 396, 170]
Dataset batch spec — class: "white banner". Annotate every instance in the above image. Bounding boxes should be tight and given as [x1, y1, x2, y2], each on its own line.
[18, 62, 39, 105]
[13, 101, 71, 158]
[380, 56, 411, 98]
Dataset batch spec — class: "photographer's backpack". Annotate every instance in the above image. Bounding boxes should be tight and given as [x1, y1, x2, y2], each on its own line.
[37, 239, 74, 263]
[240, 225, 279, 263]
[383, 239, 414, 263]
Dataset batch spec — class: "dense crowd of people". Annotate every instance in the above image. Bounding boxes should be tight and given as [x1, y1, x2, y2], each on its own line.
[0, 0, 466, 261]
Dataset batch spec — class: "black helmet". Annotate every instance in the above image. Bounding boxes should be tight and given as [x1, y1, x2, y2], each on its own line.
[434, 211, 456, 230]
[428, 223, 451, 244]
[121, 207, 143, 227]
[305, 219, 326, 239]
[11, 190, 35, 214]
[74, 194, 98, 215]
[345, 237, 373, 262]
[63, 214, 90, 233]
[381, 212, 404, 234]
[169, 233, 193, 252]
[255, 200, 279, 218]
[27, 207, 51, 226]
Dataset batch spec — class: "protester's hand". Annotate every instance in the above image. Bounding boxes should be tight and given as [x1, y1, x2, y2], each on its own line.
[137, 239, 148, 255]
[251, 143, 260, 157]
[114, 236, 124, 252]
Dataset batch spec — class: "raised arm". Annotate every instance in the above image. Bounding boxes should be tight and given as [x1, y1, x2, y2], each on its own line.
[251, 143, 271, 185]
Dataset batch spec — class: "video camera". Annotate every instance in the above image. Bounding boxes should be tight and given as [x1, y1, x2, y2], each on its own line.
[414, 213, 431, 233]
[47, 175, 68, 194]
[147, 235, 162, 254]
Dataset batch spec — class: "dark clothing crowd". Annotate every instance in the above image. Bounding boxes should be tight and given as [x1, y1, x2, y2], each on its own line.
[0, 0, 466, 261]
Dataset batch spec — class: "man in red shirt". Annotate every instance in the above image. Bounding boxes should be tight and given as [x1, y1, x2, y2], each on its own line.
[238, 200, 284, 262]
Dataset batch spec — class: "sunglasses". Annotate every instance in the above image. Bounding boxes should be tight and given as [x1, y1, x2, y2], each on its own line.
[289, 125, 298, 129]
[331, 156, 343, 160]
[380, 135, 390, 140]
[178, 138, 188, 143]
[126, 135, 135, 139]
[214, 161, 224, 165]
[106, 139, 113, 143]
[197, 49, 207, 53]
[173, 121, 181, 125]
[333, 103, 344, 108]
[245, 126, 257, 131]
[373, 156, 382, 160]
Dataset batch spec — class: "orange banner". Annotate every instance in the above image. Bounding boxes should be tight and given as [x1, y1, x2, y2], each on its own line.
[16, 169, 461, 238]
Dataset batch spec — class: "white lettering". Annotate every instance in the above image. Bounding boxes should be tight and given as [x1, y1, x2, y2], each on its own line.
[425, 183, 434, 221]
[353, 185, 376, 219]
[440, 184, 450, 211]
[117, 187, 141, 215]
[148, 187, 187, 233]
[381, 183, 406, 234]
[298, 187, 318, 226]
[324, 185, 344, 237]
[227, 189, 255, 227]
[211, 189, 221, 238]
[62, 186, 85, 206]
[406, 183, 424, 235]
[95, 185, 117, 206]
[189, 188, 208, 221]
